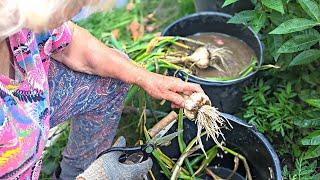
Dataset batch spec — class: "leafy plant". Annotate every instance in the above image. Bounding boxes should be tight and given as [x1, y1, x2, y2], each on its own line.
[226, 0, 320, 67]
[224, 0, 320, 177]
[283, 157, 320, 180]
[222, 0, 239, 8]
[242, 79, 300, 138]
[297, 90, 320, 162]
[242, 77, 320, 175]
[40, 122, 70, 178]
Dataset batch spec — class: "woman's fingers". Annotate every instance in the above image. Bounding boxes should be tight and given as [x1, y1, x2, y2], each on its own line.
[181, 82, 203, 93]
[143, 74, 203, 106]
[160, 77, 203, 106]
[171, 103, 181, 109]
[170, 78, 203, 94]
[163, 91, 185, 108]
[183, 90, 194, 96]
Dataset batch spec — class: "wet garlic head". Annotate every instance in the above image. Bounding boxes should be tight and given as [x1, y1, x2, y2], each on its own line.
[184, 92, 211, 120]
[184, 92, 232, 155]
[186, 46, 210, 69]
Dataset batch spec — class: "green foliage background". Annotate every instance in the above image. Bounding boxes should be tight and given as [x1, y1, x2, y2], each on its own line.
[225, 0, 320, 178]
[40, 0, 320, 179]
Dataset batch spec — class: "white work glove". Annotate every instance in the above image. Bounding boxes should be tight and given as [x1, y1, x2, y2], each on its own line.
[76, 136, 153, 180]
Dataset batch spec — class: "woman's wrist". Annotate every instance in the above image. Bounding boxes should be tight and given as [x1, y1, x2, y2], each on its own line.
[128, 66, 150, 87]
[107, 48, 149, 86]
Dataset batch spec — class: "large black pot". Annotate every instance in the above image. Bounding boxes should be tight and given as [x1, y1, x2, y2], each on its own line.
[194, 0, 254, 14]
[151, 113, 282, 180]
[162, 12, 263, 114]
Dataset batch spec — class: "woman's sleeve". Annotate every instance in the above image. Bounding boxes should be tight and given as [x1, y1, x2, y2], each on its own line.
[35, 22, 72, 56]
[49, 22, 72, 53]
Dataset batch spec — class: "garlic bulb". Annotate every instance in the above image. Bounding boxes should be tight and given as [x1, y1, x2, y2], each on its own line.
[184, 92, 211, 120]
[185, 46, 210, 69]
[183, 92, 232, 156]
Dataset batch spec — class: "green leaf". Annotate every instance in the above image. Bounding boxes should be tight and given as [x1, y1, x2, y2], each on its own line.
[269, 12, 290, 26]
[294, 118, 320, 128]
[304, 98, 320, 109]
[296, 28, 320, 37]
[227, 10, 256, 24]
[251, 12, 267, 33]
[278, 34, 320, 53]
[289, 49, 320, 66]
[222, 0, 239, 8]
[51, 147, 61, 157]
[268, 35, 283, 61]
[292, 144, 302, 157]
[298, 0, 320, 21]
[41, 161, 59, 175]
[303, 145, 320, 160]
[299, 90, 320, 106]
[301, 130, 320, 145]
[269, 18, 319, 34]
[261, 0, 285, 14]
[302, 71, 320, 85]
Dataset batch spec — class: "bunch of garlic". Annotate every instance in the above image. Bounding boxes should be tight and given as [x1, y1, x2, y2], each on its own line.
[184, 92, 211, 119]
[184, 92, 232, 156]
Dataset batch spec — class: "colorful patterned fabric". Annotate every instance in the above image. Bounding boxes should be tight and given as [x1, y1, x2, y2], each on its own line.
[48, 60, 129, 179]
[0, 23, 71, 179]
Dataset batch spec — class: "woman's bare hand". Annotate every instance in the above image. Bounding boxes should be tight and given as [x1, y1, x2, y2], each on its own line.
[138, 72, 203, 108]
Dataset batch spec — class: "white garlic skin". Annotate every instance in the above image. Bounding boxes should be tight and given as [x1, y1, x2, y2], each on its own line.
[184, 92, 211, 120]
[186, 47, 210, 69]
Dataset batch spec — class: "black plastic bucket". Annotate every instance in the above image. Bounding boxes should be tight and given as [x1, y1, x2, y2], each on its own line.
[194, 0, 254, 14]
[162, 12, 263, 114]
[151, 113, 282, 180]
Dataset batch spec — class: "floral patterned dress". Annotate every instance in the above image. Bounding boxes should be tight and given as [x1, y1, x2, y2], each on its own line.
[0, 23, 71, 179]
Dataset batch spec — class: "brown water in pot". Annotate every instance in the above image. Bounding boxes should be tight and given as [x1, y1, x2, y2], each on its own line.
[188, 32, 257, 79]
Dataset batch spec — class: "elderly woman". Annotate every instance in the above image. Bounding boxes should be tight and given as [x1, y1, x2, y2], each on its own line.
[0, 0, 202, 179]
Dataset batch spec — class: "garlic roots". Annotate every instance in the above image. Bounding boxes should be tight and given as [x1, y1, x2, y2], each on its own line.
[184, 92, 232, 156]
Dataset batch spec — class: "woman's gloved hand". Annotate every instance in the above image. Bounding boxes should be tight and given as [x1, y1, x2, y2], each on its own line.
[76, 136, 153, 180]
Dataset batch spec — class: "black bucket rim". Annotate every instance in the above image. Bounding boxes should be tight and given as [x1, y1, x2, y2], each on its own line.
[151, 113, 282, 179]
[162, 11, 264, 86]
[221, 113, 282, 180]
